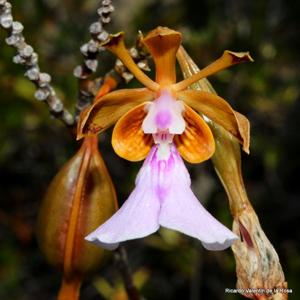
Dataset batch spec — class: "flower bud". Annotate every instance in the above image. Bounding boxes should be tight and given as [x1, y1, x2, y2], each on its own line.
[36, 135, 117, 297]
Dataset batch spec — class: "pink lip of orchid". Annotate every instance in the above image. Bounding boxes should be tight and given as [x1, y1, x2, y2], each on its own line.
[77, 27, 253, 250]
[86, 142, 238, 251]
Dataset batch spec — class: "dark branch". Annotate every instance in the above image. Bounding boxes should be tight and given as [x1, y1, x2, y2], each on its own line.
[73, 3, 151, 121]
[0, 0, 75, 127]
[73, 0, 115, 121]
[114, 246, 142, 300]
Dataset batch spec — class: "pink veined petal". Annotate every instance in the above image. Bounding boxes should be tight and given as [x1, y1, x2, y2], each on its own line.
[158, 146, 238, 251]
[85, 147, 161, 250]
[142, 90, 185, 134]
[86, 144, 237, 251]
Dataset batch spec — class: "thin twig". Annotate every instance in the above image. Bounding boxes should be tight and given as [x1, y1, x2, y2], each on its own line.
[0, 0, 75, 127]
[114, 246, 141, 300]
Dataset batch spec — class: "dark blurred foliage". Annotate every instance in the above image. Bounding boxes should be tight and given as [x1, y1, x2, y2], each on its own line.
[0, 0, 299, 299]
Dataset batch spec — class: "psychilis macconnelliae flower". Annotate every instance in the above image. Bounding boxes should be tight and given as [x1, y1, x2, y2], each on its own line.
[77, 27, 252, 251]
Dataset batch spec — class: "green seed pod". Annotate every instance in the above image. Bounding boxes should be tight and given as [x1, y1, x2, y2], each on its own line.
[36, 135, 117, 297]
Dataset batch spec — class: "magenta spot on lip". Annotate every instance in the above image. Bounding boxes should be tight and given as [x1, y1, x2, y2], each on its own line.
[155, 110, 171, 129]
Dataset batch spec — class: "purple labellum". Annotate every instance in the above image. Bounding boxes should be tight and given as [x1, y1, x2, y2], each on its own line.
[86, 144, 238, 250]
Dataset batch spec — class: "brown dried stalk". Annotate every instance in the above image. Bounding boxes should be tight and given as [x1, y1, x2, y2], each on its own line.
[0, 0, 74, 127]
[74, 19, 150, 121]
[73, 0, 115, 120]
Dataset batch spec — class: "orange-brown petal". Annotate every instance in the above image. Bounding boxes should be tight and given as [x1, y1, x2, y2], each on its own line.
[142, 27, 182, 86]
[112, 103, 153, 161]
[177, 90, 250, 153]
[77, 88, 155, 139]
[102, 32, 159, 91]
[174, 104, 215, 163]
[176, 46, 217, 94]
[173, 50, 253, 92]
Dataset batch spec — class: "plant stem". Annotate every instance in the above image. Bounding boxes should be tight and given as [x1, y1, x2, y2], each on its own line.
[114, 246, 141, 300]
[0, 0, 75, 127]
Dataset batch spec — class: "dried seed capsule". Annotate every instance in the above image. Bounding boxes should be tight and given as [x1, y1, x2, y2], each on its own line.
[85, 59, 98, 72]
[19, 45, 33, 58]
[80, 43, 89, 56]
[97, 31, 109, 42]
[39, 72, 51, 86]
[34, 88, 50, 101]
[89, 22, 102, 35]
[0, 13, 13, 28]
[62, 110, 75, 126]
[101, 16, 111, 24]
[29, 52, 38, 65]
[73, 65, 87, 79]
[25, 67, 40, 81]
[51, 99, 64, 113]
[13, 54, 25, 65]
[12, 21, 23, 34]
[5, 34, 20, 46]
[87, 40, 99, 53]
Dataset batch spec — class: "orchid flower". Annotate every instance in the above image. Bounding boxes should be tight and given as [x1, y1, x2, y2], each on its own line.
[77, 27, 252, 251]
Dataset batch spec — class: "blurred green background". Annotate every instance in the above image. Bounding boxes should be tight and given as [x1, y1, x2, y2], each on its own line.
[0, 0, 299, 299]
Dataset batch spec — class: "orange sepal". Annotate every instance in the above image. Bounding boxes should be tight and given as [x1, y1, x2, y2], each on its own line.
[102, 32, 159, 91]
[112, 103, 153, 161]
[173, 50, 253, 92]
[142, 27, 182, 86]
[174, 104, 215, 163]
[177, 90, 250, 153]
[77, 88, 155, 139]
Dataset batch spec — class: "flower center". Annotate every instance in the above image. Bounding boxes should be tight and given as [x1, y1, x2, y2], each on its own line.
[142, 90, 186, 160]
[152, 131, 173, 160]
[155, 110, 172, 129]
[143, 89, 185, 134]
